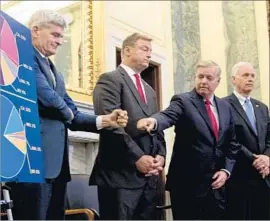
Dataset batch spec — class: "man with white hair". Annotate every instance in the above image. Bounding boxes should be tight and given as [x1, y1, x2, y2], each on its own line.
[223, 62, 270, 220]
[9, 9, 128, 220]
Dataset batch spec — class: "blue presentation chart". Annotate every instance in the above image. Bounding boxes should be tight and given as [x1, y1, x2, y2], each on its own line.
[0, 10, 44, 183]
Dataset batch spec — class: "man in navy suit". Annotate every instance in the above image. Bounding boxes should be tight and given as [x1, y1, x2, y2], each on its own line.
[223, 62, 270, 220]
[137, 60, 240, 219]
[9, 10, 128, 220]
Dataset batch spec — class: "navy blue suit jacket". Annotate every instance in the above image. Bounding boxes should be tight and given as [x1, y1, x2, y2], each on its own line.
[34, 48, 97, 180]
[153, 89, 240, 196]
[223, 94, 270, 187]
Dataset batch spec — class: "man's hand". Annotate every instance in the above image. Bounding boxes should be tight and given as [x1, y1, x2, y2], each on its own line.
[137, 117, 156, 132]
[145, 155, 165, 176]
[135, 155, 156, 174]
[101, 109, 128, 128]
[253, 154, 270, 178]
[259, 166, 270, 178]
[211, 171, 228, 189]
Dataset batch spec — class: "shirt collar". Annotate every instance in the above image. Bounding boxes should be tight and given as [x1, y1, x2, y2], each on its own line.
[233, 90, 250, 106]
[204, 94, 215, 106]
[34, 47, 47, 58]
[120, 63, 141, 78]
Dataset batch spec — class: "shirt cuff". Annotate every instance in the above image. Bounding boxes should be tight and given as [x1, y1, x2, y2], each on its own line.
[96, 116, 103, 130]
[220, 169, 230, 178]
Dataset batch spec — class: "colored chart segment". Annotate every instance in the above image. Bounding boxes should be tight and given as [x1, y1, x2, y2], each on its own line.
[1, 95, 27, 178]
[0, 15, 19, 86]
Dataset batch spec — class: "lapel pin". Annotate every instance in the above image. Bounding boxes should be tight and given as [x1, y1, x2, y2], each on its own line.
[256, 104, 259, 107]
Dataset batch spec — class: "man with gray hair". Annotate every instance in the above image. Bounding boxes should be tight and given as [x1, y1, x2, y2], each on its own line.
[223, 62, 270, 220]
[137, 60, 240, 219]
[9, 9, 128, 220]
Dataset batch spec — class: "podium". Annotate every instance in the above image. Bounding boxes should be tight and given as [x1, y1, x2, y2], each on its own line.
[0, 11, 44, 219]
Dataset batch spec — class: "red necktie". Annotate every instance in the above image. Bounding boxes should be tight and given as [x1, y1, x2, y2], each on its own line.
[134, 73, 146, 103]
[205, 99, 218, 140]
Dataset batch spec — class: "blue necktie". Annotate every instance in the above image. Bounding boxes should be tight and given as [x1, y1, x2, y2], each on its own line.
[244, 98, 257, 134]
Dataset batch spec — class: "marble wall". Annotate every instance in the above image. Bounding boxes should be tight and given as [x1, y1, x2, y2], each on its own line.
[222, 1, 261, 99]
[171, 1, 201, 94]
[171, 1, 265, 100]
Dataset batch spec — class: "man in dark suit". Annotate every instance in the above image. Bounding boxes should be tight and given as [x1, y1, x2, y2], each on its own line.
[137, 60, 240, 220]
[223, 62, 270, 220]
[89, 33, 166, 220]
[9, 10, 128, 220]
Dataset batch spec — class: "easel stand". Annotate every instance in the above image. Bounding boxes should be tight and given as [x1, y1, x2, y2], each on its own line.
[0, 184, 13, 220]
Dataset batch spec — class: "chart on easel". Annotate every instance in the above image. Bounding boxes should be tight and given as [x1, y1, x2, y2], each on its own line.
[0, 10, 44, 183]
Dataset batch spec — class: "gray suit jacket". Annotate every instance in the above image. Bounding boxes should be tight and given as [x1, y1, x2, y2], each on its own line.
[89, 66, 166, 189]
[34, 48, 98, 180]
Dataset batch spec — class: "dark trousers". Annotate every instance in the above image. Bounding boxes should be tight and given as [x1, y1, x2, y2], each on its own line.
[9, 179, 67, 220]
[170, 188, 225, 220]
[226, 180, 270, 220]
[98, 182, 164, 220]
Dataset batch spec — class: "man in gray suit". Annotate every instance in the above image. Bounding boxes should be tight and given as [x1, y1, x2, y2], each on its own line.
[89, 33, 166, 220]
[9, 10, 128, 220]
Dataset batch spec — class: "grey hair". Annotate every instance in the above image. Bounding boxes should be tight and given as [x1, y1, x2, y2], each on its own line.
[231, 62, 254, 77]
[195, 60, 221, 77]
[28, 10, 66, 29]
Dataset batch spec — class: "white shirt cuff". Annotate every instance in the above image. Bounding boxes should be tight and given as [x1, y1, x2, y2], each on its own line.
[96, 116, 103, 130]
[221, 169, 230, 178]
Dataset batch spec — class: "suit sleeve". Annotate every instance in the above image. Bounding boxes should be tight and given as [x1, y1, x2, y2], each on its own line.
[224, 107, 241, 174]
[152, 95, 184, 131]
[64, 92, 98, 133]
[156, 131, 166, 157]
[93, 73, 144, 164]
[35, 61, 73, 121]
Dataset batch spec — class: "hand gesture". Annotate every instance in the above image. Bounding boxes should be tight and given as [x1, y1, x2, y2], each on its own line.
[102, 109, 128, 128]
[137, 117, 156, 132]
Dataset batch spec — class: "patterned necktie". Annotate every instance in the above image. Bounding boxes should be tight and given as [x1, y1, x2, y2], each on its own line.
[244, 98, 257, 134]
[205, 99, 218, 140]
[134, 73, 146, 103]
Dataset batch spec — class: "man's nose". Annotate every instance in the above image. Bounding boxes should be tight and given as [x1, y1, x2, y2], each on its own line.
[201, 77, 207, 83]
[56, 38, 62, 46]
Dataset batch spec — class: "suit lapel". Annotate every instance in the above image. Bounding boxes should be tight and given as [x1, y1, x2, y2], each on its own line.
[229, 94, 257, 136]
[118, 67, 150, 115]
[34, 48, 56, 89]
[251, 98, 262, 138]
[141, 80, 156, 113]
[215, 98, 224, 140]
[190, 90, 215, 138]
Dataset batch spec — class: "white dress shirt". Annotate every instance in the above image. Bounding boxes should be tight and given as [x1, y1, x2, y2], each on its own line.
[233, 90, 255, 119]
[120, 63, 147, 103]
[204, 95, 219, 129]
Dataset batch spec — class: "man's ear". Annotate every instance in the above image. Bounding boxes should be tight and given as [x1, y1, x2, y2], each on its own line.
[31, 26, 39, 38]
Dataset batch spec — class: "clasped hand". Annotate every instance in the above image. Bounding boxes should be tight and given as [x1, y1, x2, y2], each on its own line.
[253, 154, 270, 178]
[135, 155, 165, 176]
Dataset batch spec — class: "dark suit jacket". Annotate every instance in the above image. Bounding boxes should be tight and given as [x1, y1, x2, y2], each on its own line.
[223, 93, 270, 187]
[89, 66, 166, 189]
[34, 48, 98, 180]
[152, 89, 239, 197]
